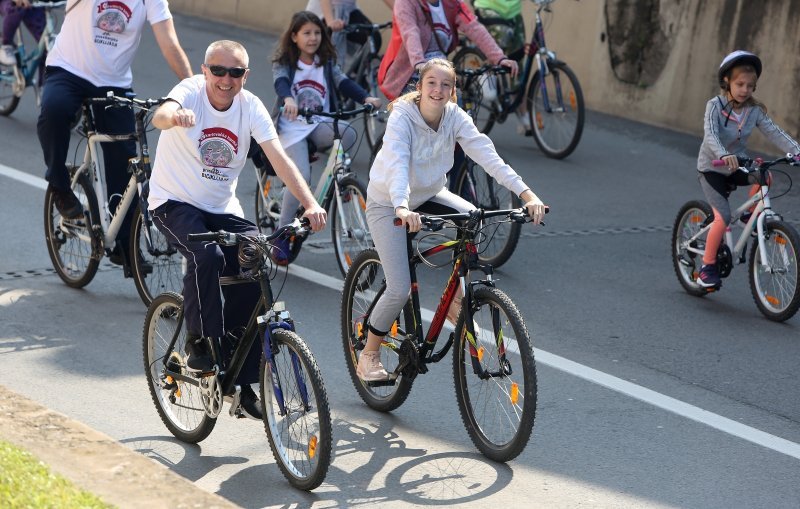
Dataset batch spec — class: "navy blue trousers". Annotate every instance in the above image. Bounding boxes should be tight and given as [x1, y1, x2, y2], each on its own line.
[152, 200, 261, 384]
[37, 66, 137, 247]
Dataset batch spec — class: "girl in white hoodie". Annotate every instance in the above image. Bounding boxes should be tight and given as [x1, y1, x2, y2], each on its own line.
[359, 58, 546, 381]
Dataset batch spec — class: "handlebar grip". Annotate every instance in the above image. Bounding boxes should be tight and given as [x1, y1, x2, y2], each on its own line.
[187, 232, 220, 241]
[712, 159, 727, 167]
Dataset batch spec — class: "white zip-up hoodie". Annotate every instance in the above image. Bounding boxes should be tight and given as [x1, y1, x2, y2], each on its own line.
[367, 100, 530, 211]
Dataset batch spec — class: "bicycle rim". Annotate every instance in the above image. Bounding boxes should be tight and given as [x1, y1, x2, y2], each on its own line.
[331, 177, 371, 276]
[456, 159, 522, 268]
[527, 62, 584, 159]
[0, 66, 21, 116]
[44, 167, 100, 288]
[143, 292, 215, 443]
[453, 287, 536, 462]
[341, 249, 414, 411]
[452, 47, 496, 134]
[261, 329, 332, 491]
[672, 201, 711, 297]
[365, 56, 389, 150]
[749, 221, 800, 321]
[254, 168, 283, 235]
[131, 204, 185, 306]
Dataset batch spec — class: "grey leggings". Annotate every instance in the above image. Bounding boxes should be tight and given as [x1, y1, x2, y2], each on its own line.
[365, 189, 475, 334]
[280, 120, 357, 226]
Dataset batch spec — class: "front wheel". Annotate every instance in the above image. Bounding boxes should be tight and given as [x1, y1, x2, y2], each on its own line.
[451, 46, 497, 134]
[0, 65, 21, 116]
[526, 61, 584, 159]
[130, 204, 185, 306]
[44, 165, 100, 288]
[341, 249, 415, 412]
[453, 287, 536, 462]
[143, 292, 216, 443]
[330, 176, 371, 277]
[455, 156, 522, 268]
[748, 220, 800, 322]
[261, 328, 332, 491]
[672, 200, 713, 297]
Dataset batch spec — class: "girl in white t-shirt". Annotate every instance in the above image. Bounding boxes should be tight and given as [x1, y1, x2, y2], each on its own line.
[271, 10, 381, 264]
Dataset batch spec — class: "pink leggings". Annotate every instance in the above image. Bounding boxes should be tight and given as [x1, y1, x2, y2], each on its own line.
[703, 183, 760, 265]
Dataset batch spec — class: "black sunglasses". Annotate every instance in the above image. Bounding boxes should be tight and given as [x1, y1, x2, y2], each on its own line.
[206, 64, 248, 78]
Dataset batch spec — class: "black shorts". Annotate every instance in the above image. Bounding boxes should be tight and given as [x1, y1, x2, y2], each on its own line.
[700, 170, 754, 199]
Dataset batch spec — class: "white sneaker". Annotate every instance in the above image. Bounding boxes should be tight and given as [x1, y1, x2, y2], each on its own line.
[0, 45, 16, 66]
[480, 74, 498, 102]
[356, 350, 389, 381]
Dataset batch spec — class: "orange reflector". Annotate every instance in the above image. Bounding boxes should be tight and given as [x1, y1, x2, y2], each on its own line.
[391, 321, 398, 337]
[776, 236, 787, 245]
[536, 112, 544, 130]
[262, 179, 271, 197]
[690, 215, 703, 223]
[356, 322, 363, 337]
[308, 435, 318, 459]
[477, 346, 484, 362]
[766, 295, 780, 306]
[166, 376, 174, 384]
[569, 91, 576, 109]
[510, 383, 519, 405]
[346, 253, 352, 266]
[358, 196, 366, 210]
[175, 388, 181, 398]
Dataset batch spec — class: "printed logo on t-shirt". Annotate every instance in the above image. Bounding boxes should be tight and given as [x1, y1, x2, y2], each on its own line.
[198, 127, 239, 180]
[94, 1, 133, 47]
[292, 79, 326, 112]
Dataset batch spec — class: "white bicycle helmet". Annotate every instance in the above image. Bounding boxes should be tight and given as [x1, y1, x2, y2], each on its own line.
[718, 50, 762, 88]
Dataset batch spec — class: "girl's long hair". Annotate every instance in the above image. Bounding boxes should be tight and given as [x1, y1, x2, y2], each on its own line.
[388, 58, 458, 112]
[272, 11, 336, 68]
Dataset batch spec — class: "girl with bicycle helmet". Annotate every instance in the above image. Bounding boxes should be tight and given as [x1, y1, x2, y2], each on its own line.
[695, 50, 800, 288]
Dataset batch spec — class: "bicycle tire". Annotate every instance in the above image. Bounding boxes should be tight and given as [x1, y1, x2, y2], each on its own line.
[330, 176, 371, 276]
[455, 157, 522, 268]
[143, 292, 216, 443]
[341, 249, 415, 412]
[364, 56, 389, 151]
[44, 165, 100, 288]
[748, 220, 800, 322]
[452, 287, 536, 462]
[260, 328, 332, 491]
[526, 60, 584, 159]
[130, 203, 185, 307]
[253, 165, 303, 263]
[672, 200, 713, 297]
[451, 46, 496, 134]
[0, 66, 20, 116]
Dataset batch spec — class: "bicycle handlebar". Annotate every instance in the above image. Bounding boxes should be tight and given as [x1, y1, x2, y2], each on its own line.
[711, 154, 800, 170]
[187, 218, 311, 245]
[85, 93, 167, 110]
[393, 206, 550, 230]
[342, 21, 392, 34]
[297, 103, 375, 122]
[30, 1, 68, 8]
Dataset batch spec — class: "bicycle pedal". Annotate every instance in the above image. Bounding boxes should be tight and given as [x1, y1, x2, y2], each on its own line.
[365, 378, 396, 387]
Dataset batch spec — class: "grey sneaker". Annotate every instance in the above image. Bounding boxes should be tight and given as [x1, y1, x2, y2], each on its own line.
[0, 45, 15, 66]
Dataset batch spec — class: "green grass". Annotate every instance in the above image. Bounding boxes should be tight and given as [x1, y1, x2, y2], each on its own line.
[0, 440, 113, 508]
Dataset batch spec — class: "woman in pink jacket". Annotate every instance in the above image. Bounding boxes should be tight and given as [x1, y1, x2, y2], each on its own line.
[378, 0, 517, 100]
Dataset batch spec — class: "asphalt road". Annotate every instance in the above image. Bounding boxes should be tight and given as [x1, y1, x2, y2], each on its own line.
[1, 13, 799, 509]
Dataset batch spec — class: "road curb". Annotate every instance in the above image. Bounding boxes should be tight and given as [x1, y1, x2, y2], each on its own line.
[0, 384, 239, 509]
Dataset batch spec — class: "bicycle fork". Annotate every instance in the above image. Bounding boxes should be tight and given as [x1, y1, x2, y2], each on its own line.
[258, 309, 312, 416]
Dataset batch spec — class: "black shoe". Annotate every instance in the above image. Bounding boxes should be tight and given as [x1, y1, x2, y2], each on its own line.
[697, 264, 721, 288]
[49, 184, 83, 220]
[239, 385, 263, 420]
[184, 336, 215, 374]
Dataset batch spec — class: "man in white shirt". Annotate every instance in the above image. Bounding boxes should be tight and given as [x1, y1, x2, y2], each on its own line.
[149, 40, 326, 420]
[37, 0, 192, 271]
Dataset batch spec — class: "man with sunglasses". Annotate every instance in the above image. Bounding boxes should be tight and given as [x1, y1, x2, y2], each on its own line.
[37, 0, 193, 273]
[147, 40, 327, 420]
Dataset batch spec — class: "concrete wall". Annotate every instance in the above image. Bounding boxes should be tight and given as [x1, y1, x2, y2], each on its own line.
[170, 0, 800, 148]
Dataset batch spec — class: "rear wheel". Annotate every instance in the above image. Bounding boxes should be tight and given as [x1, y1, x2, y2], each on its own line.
[672, 200, 712, 297]
[364, 56, 389, 151]
[0, 65, 21, 116]
[130, 204, 185, 307]
[260, 328, 332, 491]
[143, 292, 216, 443]
[452, 46, 497, 134]
[455, 156, 522, 268]
[44, 165, 100, 288]
[330, 176, 371, 276]
[453, 287, 536, 462]
[341, 249, 415, 412]
[748, 220, 800, 322]
[526, 61, 584, 159]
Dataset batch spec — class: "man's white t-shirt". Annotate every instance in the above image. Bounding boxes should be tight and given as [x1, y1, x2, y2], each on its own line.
[277, 58, 331, 149]
[47, 0, 172, 88]
[148, 75, 277, 217]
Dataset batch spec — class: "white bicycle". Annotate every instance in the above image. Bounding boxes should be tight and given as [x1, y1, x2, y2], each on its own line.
[672, 154, 800, 321]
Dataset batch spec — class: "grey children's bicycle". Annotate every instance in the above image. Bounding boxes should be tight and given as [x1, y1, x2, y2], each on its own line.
[672, 154, 800, 322]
